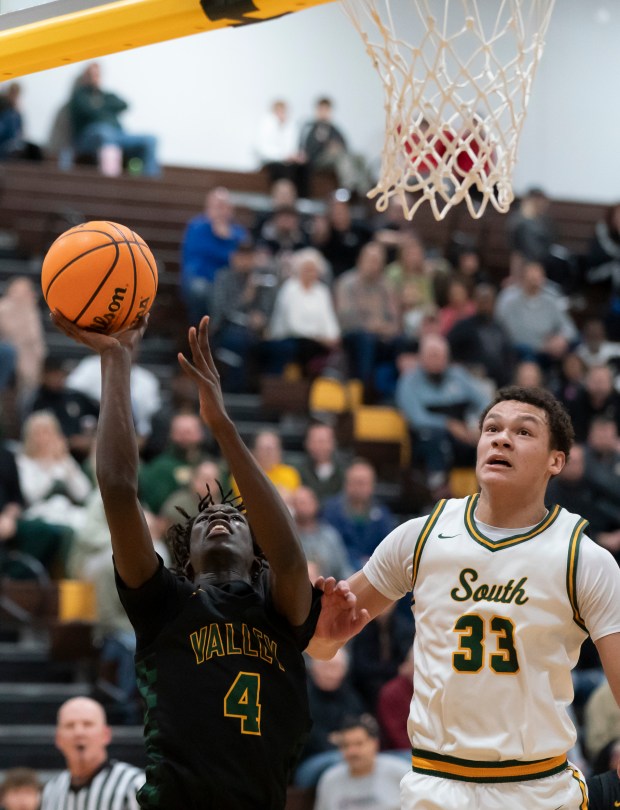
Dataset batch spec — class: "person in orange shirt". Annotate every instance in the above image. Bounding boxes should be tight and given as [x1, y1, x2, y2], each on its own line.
[231, 429, 301, 498]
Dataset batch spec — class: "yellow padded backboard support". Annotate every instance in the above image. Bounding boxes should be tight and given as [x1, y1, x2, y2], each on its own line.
[0, 0, 333, 80]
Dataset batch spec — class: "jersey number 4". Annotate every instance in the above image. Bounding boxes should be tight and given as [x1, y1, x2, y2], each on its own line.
[452, 614, 520, 674]
[224, 672, 262, 734]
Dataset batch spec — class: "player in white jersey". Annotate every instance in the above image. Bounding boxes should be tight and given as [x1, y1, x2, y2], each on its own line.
[309, 386, 620, 809]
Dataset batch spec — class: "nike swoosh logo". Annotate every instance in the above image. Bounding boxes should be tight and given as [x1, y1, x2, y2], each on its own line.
[438, 533, 459, 539]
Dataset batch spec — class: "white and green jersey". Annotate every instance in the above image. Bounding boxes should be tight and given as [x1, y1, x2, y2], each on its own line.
[364, 495, 620, 783]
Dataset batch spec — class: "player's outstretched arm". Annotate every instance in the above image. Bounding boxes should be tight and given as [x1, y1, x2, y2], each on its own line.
[178, 316, 311, 626]
[51, 312, 158, 588]
[595, 631, 620, 777]
[307, 572, 390, 659]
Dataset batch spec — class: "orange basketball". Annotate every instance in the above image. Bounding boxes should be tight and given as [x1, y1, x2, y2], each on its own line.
[41, 221, 158, 334]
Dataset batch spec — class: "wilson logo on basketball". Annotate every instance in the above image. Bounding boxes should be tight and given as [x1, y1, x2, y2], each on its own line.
[92, 286, 128, 331]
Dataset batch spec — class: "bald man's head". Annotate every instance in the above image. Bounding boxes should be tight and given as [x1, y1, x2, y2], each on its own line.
[55, 697, 111, 777]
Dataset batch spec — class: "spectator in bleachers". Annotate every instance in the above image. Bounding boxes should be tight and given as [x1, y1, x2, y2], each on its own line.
[395, 334, 490, 497]
[385, 233, 435, 306]
[375, 199, 431, 263]
[350, 601, 412, 714]
[0, 277, 46, 404]
[321, 458, 396, 568]
[311, 190, 373, 278]
[264, 247, 341, 378]
[313, 714, 409, 810]
[585, 414, 620, 461]
[254, 99, 304, 191]
[139, 412, 208, 514]
[376, 649, 414, 753]
[584, 681, 620, 767]
[181, 186, 249, 324]
[437, 277, 476, 336]
[507, 188, 554, 261]
[512, 359, 545, 389]
[447, 283, 515, 388]
[445, 233, 490, 292]
[496, 260, 578, 368]
[583, 417, 620, 562]
[231, 430, 301, 499]
[507, 187, 574, 291]
[299, 97, 371, 197]
[24, 356, 99, 462]
[335, 241, 402, 401]
[583, 203, 620, 340]
[41, 697, 145, 809]
[255, 204, 309, 259]
[0, 767, 41, 810]
[546, 444, 620, 548]
[66, 348, 161, 446]
[252, 177, 300, 237]
[295, 422, 346, 504]
[576, 318, 620, 373]
[209, 237, 277, 393]
[292, 485, 352, 582]
[0, 440, 69, 578]
[68, 62, 159, 177]
[294, 648, 366, 789]
[551, 352, 587, 412]
[0, 83, 43, 162]
[159, 458, 222, 529]
[15, 411, 92, 535]
[566, 364, 620, 443]
[384, 234, 437, 341]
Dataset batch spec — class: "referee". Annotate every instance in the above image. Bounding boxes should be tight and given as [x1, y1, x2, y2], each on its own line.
[40, 696, 144, 810]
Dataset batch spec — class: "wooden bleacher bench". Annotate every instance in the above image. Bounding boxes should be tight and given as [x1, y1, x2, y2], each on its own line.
[0, 160, 610, 290]
[0, 577, 99, 663]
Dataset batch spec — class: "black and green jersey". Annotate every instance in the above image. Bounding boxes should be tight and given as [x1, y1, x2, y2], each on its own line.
[117, 559, 321, 810]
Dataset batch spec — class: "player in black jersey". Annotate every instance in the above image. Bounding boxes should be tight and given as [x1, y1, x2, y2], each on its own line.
[52, 312, 322, 810]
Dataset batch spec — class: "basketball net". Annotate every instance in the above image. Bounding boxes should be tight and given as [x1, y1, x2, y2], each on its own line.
[341, 0, 556, 220]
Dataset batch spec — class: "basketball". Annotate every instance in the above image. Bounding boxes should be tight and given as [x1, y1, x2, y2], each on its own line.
[41, 221, 158, 334]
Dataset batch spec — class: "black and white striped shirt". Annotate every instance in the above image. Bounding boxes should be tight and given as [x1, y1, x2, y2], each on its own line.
[41, 760, 144, 810]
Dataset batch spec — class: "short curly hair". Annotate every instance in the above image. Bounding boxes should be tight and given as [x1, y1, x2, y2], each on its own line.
[166, 482, 265, 580]
[479, 386, 574, 457]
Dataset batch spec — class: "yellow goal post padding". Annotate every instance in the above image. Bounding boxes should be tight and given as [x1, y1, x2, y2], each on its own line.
[0, 0, 333, 81]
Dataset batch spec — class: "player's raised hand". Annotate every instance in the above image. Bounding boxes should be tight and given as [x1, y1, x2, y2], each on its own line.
[51, 309, 149, 354]
[177, 316, 228, 431]
[311, 577, 371, 654]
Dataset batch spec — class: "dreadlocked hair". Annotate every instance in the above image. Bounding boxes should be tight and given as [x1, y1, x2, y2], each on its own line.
[166, 480, 267, 580]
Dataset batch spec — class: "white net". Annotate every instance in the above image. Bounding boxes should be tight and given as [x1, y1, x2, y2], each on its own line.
[341, 0, 556, 220]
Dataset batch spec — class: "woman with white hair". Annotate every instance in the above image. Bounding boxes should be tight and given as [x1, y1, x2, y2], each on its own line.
[16, 410, 92, 533]
[263, 247, 341, 376]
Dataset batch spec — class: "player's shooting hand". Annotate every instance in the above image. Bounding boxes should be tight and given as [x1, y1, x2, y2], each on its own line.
[177, 316, 228, 431]
[313, 577, 371, 645]
[51, 310, 149, 355]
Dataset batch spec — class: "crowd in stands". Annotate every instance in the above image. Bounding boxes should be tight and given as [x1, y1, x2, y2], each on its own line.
[1, 96, 620, 805]
[1, 63, 160, 178]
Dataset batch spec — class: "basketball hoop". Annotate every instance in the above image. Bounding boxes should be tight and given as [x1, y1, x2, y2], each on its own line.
[341, 0, 556, 221]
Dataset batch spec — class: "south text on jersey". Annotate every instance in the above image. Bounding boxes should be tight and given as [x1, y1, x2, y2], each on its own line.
[451, 568, 529, 604]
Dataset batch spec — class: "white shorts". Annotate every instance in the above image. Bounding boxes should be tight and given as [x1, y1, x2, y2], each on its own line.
[400, 763, 588, 810]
